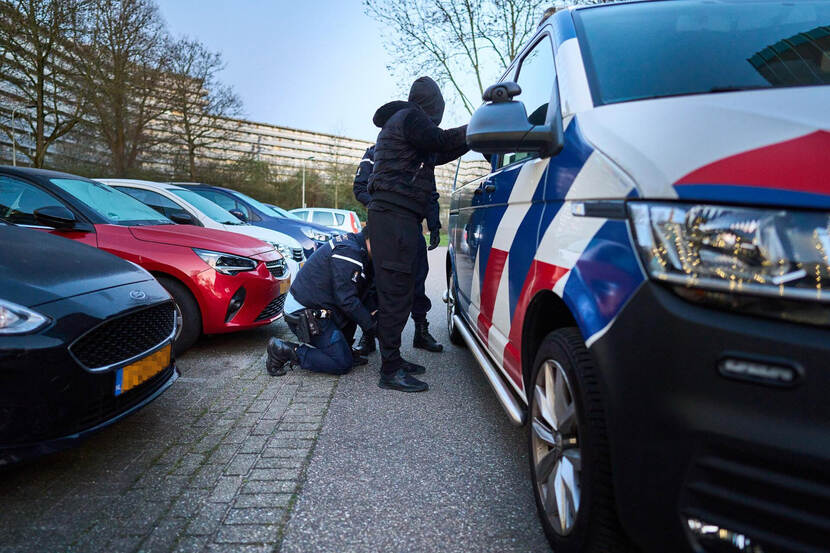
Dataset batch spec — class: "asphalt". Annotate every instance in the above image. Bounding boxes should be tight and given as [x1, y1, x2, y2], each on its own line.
[280, 246, 550, 553]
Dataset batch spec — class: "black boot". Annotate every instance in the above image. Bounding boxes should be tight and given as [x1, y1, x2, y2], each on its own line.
[413, 321, 443, 352]
[266, 338, 299, 376]
[352, 354, 368, 367]
[401, 359, 426, 376]
[353, 330, 377, 355]
[378, 368, 429, 392]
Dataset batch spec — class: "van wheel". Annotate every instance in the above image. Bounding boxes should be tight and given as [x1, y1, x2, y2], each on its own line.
[528, 328, 635, 553]
[446, 273, 465, 347]
[157, 276, 201, 356]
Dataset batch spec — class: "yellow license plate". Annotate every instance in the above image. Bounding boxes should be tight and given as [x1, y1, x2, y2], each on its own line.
[115, 344, 171, 396]
[279, 279, 291, 294]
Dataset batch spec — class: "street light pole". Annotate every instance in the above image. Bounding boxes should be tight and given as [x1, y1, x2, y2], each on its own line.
[301, 155, 314, 208]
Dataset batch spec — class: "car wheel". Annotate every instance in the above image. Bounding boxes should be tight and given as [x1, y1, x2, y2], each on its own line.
[528, 328, 635, 553]
[157, 276, 202, 356]
[446, 273, 465, 347]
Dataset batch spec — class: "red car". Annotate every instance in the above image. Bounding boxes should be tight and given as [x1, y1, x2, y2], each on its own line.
[0, 167, 291, 353]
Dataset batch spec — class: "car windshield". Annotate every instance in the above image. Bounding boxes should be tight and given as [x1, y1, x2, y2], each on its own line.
[50, 179, 172, 226]
[228, 189, 282, 217]
[171, 189, 243, 225]
[575, 1, 830, 105]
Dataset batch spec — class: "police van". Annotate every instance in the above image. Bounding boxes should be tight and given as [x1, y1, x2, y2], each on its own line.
[445, 1, 830, 552]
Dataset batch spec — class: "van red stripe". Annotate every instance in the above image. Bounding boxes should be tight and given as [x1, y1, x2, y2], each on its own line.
[477, 248, 509, 341]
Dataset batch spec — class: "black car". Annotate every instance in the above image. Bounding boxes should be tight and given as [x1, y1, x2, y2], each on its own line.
[0, 224, 177, 465]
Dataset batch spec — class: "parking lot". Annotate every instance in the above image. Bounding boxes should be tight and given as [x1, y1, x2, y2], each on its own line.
[0, 248, 548, 553]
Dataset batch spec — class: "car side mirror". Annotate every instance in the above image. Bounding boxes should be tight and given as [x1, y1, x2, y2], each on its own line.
[169, 212, 197, 225]
[33, 206, 77, 229]
[230, 209, 248, 222]
[466, 81, 564, 158]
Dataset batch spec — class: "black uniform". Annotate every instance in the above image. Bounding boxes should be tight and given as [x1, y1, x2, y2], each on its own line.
[283, 232, 375, 374]
[354, 145, 435, 323]
[367, 76, 468, 373]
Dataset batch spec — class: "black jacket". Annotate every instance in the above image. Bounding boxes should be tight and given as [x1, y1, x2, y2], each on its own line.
[368, 77, 469, 221]
[289, 232, 375, 333]
[353, 144, 441, 231]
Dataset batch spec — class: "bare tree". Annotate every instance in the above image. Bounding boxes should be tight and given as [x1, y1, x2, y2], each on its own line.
[73, 0, 169, 175]
[365, 0, 548, 114]
[0, 0, 87, 167]
[166, 38, 242, 180]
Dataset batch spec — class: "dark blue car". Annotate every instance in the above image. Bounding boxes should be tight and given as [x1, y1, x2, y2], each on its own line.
[175, 183, 334, 258]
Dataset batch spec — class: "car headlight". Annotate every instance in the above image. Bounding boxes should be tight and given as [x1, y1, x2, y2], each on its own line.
[300, 226, 330, 242]
[270, 242, 293, 260]
[629, 202, 830, 325]
[193, 248, 258, 275]
[0, 299, 49, 335]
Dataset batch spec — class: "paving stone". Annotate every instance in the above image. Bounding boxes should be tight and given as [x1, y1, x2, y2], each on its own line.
[205, 444, 239, 465]
[171, 535, 209, 553]
[189, 464, 224, 489]
[209, 476, 243, 502]
[184, 503, 229, 536]
[253, 456, 305, 470]
[251, 419, 278, 436]
[224, 507, 284, 525]
[233, 493, 293, 509]
[213, 524, 280, 544]
[223, 453, 257, 476]
[168, 489, 211, 518]
[240, 479, 296, 495]
[138, 518, 185, 552]
[238, 435, 268, 454]
[260, 447, 310, 459]
[248, 468, 302, 481]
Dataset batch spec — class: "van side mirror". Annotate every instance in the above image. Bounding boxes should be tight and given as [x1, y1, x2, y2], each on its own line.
[33, 206, 77, 229]
[230, 209, 248, 222]
[466, 81, 564, 158]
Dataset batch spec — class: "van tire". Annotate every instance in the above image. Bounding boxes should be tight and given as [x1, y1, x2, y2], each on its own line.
[528, 328, 636, 553]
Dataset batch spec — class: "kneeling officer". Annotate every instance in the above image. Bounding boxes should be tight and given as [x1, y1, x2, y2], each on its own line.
[267, 229, 417, 377]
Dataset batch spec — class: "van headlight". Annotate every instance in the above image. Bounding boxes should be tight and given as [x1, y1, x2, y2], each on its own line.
[0, 299, 49, 335]
[629, 202, 830, 325]
[193, 248, 258, 275]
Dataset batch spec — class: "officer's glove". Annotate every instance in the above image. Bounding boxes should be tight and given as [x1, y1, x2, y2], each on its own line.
[428, 230, 440, 251]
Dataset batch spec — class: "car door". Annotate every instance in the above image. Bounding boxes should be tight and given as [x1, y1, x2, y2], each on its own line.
[0, 175, 98, 247]
[474, 33, 558, 389]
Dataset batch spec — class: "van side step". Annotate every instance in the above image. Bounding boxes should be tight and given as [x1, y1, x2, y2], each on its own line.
[453, 314, 526, 426]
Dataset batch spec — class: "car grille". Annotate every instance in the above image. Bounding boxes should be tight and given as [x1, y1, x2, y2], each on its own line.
[266, 259, 288, 278]
[255, 293, 286, 322]
[69, 302, 176, 371]
[292, 247, 303, 262]
[682, 445, 830, 553]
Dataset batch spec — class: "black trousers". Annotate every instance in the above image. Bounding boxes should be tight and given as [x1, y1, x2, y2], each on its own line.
[411, 223, 431, 322]
[368, 203, 421, 373]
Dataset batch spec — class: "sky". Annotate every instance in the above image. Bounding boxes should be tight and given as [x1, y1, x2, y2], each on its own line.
[155, 0, 413, 142]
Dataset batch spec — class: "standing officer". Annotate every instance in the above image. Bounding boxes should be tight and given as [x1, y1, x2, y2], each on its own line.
[353, 144, 443, 355]
[266, 230, 427, 377]
[367, 76, 468, 392]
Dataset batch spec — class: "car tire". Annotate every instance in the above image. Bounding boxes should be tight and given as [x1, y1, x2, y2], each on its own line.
[157, 275, 202, 356]
[528, 328, 636, 553]
[446, 273, 465, 347]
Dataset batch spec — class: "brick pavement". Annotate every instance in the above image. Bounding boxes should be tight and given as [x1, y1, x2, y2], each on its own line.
[0, 324, 337, 553]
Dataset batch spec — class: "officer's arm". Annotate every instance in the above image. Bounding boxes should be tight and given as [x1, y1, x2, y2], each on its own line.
[352, 147, 373, 207]
[434, 143, 470, 166]
[403, 109, 468, 153]
[330, 251, 376, 333]
[426, 191, 441, 232]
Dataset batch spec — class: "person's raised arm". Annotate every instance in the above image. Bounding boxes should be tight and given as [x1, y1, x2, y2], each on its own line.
[403, 109, 467, 153]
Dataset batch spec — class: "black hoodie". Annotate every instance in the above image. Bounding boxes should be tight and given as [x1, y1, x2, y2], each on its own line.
[367, 77, 469, 223]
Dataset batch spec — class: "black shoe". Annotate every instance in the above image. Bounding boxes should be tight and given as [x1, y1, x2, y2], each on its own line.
[354, 331, 377, 355]
[401, 359, 425, 376]
[378, 368, 429, 393]
[413, 321, 443, 352]
[352, 354, 368, 367]
[266, 338, 298, 376]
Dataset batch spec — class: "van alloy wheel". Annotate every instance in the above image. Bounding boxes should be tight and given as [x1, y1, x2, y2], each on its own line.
[531, 359, 582, 535]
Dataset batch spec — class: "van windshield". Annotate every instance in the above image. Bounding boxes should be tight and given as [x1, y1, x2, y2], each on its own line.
[575, 1, 830, 105]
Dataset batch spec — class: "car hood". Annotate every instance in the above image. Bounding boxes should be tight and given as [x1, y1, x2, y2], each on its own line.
[129, 225, 275, 256]
[578, 86, 830, 207]
[0, 226, 152, 308]
[221, 224, 302, 248]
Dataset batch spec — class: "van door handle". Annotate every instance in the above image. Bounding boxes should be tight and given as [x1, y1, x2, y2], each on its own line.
[484, 183, 496, 193]
[473, 187, 483, 195]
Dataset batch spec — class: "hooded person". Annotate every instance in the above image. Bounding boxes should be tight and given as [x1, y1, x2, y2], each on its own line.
[367, 76, 469, 393]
